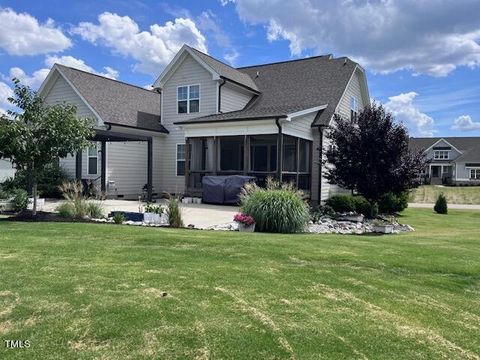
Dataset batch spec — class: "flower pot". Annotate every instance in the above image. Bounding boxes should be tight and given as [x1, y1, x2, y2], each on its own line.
[373, 224, 394, 234]
[238, 223, 255, 232]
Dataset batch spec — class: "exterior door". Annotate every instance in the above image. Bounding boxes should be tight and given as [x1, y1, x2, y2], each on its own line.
[431, 166, 441, 178]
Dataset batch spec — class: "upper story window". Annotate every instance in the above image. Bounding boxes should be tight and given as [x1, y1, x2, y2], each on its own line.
[350, 96, 358, 121]
[434, 150, 450, 160]
[177, 85, 200, 114]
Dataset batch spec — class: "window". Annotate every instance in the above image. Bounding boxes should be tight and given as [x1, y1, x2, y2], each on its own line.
[434, 150, 450, 159]
[470, 168, 480, 180]
[350, 96, 358, 121]
[177, 85, 200, 114]
[176, 144, 186, 176]
[87, 145, 98, 175]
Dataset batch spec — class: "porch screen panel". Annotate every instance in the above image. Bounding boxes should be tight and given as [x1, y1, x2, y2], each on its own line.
[283, 137, 297, 172]
[220, 138, 244, 171]
[299, 139, 311, 172]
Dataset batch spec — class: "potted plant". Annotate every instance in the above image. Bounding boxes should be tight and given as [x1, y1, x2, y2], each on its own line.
[234, 213, 256, 232]
[372, 219, 394, 234]
[144, 203, 167, 224]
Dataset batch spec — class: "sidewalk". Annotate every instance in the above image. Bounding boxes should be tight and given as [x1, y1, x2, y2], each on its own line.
[409, 203, 480, 210]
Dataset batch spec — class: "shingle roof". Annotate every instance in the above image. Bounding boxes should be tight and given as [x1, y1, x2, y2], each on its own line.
[175, 55, 359, 126]
[187, 46, 259, 92]
[55, 65, 168, 133]
[410, 137, 480, 162]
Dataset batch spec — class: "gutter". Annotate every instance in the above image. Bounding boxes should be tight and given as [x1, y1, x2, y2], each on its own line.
[173, 114, 287, 125]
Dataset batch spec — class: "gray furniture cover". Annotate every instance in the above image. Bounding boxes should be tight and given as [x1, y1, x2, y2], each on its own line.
[202, 175, 255, 204]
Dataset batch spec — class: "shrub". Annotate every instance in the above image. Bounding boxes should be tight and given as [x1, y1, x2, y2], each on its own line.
[13, 189, 28, 212]
[1, 163, 70, 198]
[351, 196, 372, 217]
[326, 194, 356, 213]
[86, 201, 104, 219]
[167, 197, 184, 228]
[113, 213, 125, 224]
[434, 194, 448, 214]
[240, 179, 309, 233]
[56, 202, 75, 218]
[378, 192, 409, 214]
[145, 202, 164, 214]
[310, 204, 335, 222]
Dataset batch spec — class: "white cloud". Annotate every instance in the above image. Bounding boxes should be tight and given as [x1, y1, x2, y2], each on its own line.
[384, 92, 435, 137]
[72, 12, 207, 75]
[219, 0, 235, 6]
[452, 115, 480, 131]
[0, 7, 71, 56]
[45, 55, 119, 79]
[0, 81, 13, 115]
[4, 55, 119, 90]
[232, 0, 480, 76]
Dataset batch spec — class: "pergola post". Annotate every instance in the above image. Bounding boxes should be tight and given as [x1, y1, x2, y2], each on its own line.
[184, 137, 190, 194]
[213, 136, 218, 175]
[147, 138, 153, 202]
[101, 141, 107, 193]
[243, 135, 250, 175]
[75, 151, 82, 181]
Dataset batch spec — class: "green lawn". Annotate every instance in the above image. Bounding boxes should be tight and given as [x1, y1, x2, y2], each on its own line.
[1, 209, 480, 359]
[410, 185, 480, 204]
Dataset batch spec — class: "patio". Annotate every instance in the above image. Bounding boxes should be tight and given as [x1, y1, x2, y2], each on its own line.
[41, 199, 239, 228]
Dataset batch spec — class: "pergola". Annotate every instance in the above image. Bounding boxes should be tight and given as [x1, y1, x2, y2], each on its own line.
[75, 129, 153, 201]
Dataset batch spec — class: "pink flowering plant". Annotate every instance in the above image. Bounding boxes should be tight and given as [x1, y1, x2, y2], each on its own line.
[233, 213, 255, 226]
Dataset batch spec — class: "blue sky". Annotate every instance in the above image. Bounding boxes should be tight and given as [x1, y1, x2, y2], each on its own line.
[1, 0, 479, 137]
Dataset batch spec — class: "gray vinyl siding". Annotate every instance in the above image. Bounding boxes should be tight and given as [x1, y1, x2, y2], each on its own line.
[283, 112, 315, 140]
[424, 139, 462, 161]
[43, 74, 96, 119]
[220, 83, 252, 113]
[337, 69, 366, 119]
[160, 53, 218, 194]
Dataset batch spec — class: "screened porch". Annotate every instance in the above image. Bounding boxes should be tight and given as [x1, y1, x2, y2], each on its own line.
[183, 134, 312, 196]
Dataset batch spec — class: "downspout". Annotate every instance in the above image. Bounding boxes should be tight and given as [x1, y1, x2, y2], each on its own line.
[154, 88, 162, 124]
[275, 117, 283, 181]
[318, 125, 326, 204]
[218, 79, 226, 113]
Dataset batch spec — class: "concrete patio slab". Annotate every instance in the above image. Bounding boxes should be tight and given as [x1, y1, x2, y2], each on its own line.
[42, 199, 239, 228]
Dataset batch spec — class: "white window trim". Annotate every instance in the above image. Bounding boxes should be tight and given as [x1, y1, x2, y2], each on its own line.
[176, 143, 186, 177]
[87, 144, 98, 175]
[177, 84, 201, 114]
[433, 150, 450, 160]
[467, 167, 480, 180]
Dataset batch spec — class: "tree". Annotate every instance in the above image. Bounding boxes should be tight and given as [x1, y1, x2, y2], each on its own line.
[323, 103, 427, 205]
[0, 79, 94, 215]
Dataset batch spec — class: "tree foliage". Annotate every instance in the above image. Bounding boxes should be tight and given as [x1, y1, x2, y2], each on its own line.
[324, 103, 427, 204]
[0, 79, 94, 214]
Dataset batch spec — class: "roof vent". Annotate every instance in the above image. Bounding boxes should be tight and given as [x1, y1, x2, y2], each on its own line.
[255, 71, 259, 78]
[344, 58, 348, 65]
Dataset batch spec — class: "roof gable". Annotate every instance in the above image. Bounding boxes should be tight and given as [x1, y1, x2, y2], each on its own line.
[39, 65, 167, 133]
[153, 45, 259, 92]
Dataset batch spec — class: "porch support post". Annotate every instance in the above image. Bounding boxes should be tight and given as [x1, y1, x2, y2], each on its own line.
[147, 138, 153, 201]
[243, 135, 250, 175]
[295, 137, 300, 186]
[185, 137, 190, 195]
[213, 136, 218, 175]
[75, 151, 82, 181]
[276, 118, 283, 182]
[101, 140, 107, 193]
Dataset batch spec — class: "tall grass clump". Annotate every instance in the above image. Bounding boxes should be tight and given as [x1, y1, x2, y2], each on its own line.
[167, 197, 184, 228]
[240, 178, 309, 233]
[57, 181, 104, 219]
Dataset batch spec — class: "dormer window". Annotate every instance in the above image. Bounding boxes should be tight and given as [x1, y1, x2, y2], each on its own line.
[350, 96, 358, 121]
[178, 85, 200, 114]
[434, 150, 450, 160]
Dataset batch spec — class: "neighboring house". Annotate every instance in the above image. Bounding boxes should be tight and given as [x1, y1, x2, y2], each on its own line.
[0, 159, 15, 182]
[410, 137, 480, 185]
[38, 44, 370, 202]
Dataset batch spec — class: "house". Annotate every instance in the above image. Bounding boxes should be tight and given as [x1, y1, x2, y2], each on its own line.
[410, 137, 480, 185]
[38, 45, 370, 203]
[0, 159, 15, 182]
